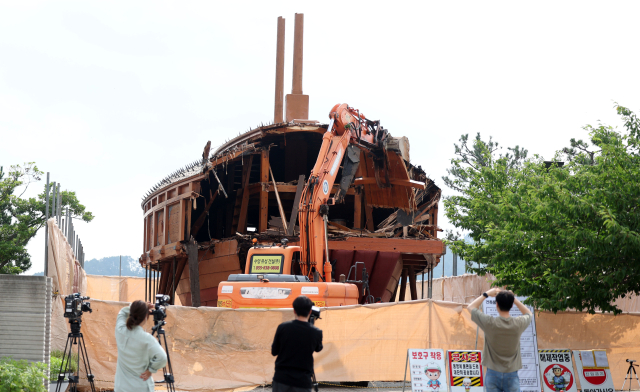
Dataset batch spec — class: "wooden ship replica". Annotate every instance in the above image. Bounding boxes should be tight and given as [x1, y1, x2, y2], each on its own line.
[138, 14, 444, 307]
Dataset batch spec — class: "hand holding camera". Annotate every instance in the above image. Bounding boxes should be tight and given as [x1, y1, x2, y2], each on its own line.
[309, 306, 321, 325]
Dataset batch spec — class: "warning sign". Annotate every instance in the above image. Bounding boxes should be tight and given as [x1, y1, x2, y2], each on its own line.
[249, 254, 284, 273]
[538, 349, 577, 392]
[573, 350, 614, 392]
[447, 350, 483, 392]
[405, 349, 447, 392]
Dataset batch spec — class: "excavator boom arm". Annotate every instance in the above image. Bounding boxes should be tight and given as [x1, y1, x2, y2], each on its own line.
[298, 104, 390, 280]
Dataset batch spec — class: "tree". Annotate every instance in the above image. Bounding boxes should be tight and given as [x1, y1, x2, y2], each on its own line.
[443, 105, 640, 314]
[0, 163, 94, 274]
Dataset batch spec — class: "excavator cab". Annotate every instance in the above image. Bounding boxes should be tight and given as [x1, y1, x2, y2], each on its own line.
[216, 240, 360, 309]
[244, 240, 301, 275]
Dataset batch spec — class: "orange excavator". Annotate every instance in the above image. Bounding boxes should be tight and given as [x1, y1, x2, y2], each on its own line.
[217, 104, 412, 308]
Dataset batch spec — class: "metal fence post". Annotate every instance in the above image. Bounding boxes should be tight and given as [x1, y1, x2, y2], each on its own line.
[56, 186, 61, 226]
[453, 253, 458, 276]
[44, 173, 50, 276]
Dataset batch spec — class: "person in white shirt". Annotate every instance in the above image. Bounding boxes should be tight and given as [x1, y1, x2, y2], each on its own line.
[114, 300, 167, 392]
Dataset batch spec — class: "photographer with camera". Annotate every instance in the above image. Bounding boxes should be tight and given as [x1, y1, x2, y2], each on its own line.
[114, 300, 167, 392]
[271, 296, 323, 392]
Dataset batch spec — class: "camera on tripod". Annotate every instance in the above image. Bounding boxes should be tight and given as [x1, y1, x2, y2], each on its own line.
[63, 293, 92, 320]
[57, 293, 96, 392]
[309, 306, 321, 325]
[149, 294, 176, 391]
[151, 294, 170, 324]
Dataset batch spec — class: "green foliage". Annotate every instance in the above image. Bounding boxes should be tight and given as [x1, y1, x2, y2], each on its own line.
[49, 357, 62, 381]
[0, 357, 47, 392]
[443, 105, 640, 314]
[0, 163, 94, 274]
[50, 350, 77, 375]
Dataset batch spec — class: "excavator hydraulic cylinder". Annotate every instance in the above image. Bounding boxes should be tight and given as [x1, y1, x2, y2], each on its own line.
[324, 260, 333, 283]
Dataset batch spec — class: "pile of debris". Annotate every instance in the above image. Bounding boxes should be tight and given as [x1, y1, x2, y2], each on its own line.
[375, 183, 441, 239]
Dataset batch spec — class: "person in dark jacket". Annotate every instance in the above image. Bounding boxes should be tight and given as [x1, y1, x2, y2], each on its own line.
[271, 295, 323, 392]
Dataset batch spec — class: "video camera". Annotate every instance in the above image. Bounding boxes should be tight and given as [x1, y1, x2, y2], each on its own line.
[63, 293, 92, 320]
[309, 306, 321, 325]
[151, 294, 171, 332]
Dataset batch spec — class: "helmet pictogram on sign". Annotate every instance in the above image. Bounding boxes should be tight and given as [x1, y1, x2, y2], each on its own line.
[543, 364, 574, 392]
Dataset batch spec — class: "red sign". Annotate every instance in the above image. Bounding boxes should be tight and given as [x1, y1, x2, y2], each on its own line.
[543, 364, 574, 392]
[583, 369, 607, 385]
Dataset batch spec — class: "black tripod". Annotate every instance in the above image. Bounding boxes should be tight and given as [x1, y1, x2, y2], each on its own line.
[55, 319, 96, 392]
[151, 319, 176, 392]
[312, 370, 319, 392]
[621, 360, 640, 392]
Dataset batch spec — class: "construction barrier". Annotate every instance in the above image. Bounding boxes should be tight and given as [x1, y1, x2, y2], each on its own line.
[71, 299, 640, 392]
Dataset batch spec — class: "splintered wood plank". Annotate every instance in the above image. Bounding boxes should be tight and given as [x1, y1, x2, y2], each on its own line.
[259, 150, 269, 233]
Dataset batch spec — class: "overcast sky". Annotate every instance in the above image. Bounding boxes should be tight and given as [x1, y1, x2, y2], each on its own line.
[2, 1, 640, 274]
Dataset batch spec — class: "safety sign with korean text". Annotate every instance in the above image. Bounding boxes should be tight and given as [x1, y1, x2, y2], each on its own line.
[447, 350, 483, 392]
[538, 349, 577, 392]
[572, 350, 615, 392]
[406, 349, 448, 392]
